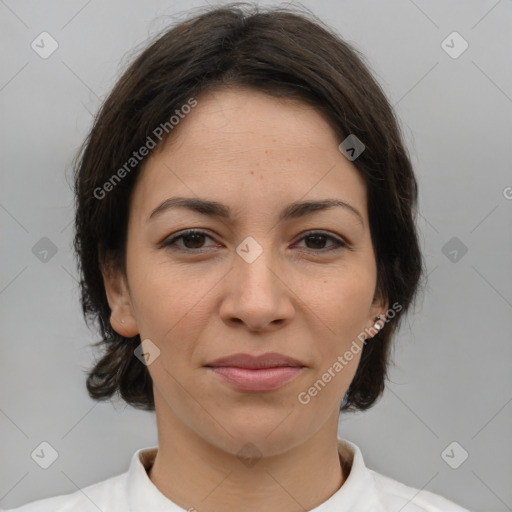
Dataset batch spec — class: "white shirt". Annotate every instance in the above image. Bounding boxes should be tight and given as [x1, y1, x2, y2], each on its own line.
[3, 438, 470, 512]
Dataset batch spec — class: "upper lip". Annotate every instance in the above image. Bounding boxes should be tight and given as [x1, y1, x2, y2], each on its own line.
[205, 352, 306, 369]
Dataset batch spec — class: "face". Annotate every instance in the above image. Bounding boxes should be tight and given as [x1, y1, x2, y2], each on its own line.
[103, 86, 387, 457]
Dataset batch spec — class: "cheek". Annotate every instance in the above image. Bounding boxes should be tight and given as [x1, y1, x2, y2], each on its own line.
[132, 272, 195, 368]
[307, 264, 376, 338]
[303, 272, 375, 398]
[127, 256, 216, 361]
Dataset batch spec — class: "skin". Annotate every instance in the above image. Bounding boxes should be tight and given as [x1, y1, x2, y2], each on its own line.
[102, 86, 388, 512]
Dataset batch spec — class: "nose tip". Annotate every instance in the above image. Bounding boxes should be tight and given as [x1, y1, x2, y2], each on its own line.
[220, 244, 294, 331]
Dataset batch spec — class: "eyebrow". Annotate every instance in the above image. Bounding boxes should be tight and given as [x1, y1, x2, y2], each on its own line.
[148, 197, 364, 226]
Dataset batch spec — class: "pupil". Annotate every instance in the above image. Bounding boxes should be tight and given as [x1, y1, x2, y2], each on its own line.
[306, 235, 325, 249]
[184, 233, 204, 248]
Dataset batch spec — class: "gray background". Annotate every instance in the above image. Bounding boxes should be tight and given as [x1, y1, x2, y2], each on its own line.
[1, 0, 511, 510]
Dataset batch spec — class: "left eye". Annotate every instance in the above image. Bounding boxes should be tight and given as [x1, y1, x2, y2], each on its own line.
[161, 230, 346, 252]
[295, 232, 346, 251]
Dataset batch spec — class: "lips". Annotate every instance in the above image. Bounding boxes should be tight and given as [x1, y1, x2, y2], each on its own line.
[205, 352, 306, 370]
[204, 352, 306, 392]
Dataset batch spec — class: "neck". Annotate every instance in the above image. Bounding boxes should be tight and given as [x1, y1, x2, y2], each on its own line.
[148, 407, 347, 512]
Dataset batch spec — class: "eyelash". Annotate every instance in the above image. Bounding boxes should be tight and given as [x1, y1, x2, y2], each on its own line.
[161, 229, 347, 253]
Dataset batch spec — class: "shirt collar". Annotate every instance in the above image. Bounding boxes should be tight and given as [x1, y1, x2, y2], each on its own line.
[126, 438, 379, 511]
[126, 445, 182, 511]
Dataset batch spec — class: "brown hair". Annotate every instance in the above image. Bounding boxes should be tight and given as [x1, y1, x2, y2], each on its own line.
[73, 2, 424, 412]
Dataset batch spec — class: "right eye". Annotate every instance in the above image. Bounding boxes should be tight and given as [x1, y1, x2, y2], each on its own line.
[161, 229, 218, 252]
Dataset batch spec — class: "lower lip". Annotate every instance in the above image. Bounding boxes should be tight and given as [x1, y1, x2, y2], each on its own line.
[207, 366, 304, 391]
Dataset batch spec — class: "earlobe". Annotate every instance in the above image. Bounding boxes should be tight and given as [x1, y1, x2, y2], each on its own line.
[100, 260, 139, 337]
[366, 295, 389, 339]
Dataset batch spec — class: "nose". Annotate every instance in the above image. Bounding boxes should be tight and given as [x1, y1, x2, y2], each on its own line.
[219, 243, 295, 332]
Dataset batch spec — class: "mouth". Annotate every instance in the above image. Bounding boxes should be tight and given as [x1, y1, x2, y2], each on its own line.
[204, 352, 306, 392]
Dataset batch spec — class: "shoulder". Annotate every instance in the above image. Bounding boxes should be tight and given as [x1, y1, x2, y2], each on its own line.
[369, 469, 471, 512]
[1, 472, 127, 512]
[337, 438, 471, 512]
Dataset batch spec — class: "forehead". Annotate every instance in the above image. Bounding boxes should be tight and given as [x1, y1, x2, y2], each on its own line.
[155, 86, 342, 162]
[132, 86, 368, 221]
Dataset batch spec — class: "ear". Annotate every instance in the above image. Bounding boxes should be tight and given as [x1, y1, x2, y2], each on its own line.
[365, 291, 389, 339]
[100, 259, 139, 338]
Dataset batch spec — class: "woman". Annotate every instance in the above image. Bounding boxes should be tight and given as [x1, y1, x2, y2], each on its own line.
[6, 4, 470, 511]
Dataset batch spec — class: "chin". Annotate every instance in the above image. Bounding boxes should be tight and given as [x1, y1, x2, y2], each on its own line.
[204, 409, 308, 457]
